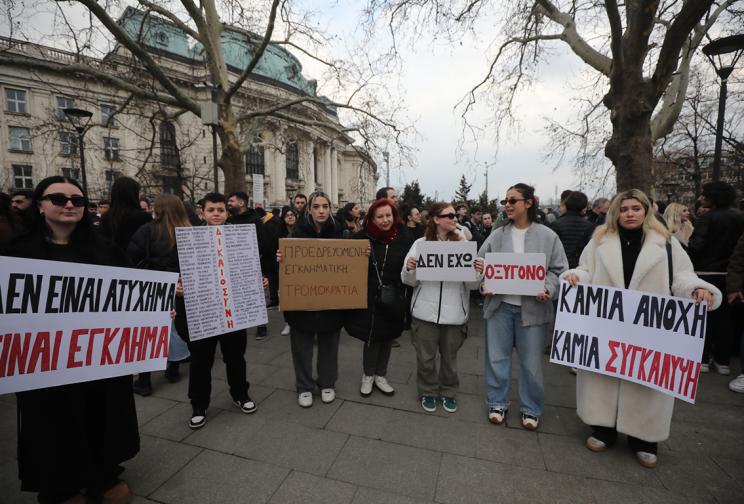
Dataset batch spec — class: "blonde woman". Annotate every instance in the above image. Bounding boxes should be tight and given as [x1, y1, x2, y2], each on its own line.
[563, 189, 720, 468]
[663, 202, 694, 247]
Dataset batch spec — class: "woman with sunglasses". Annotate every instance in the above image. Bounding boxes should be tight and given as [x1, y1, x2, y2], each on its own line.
[2, 176, 138, 504]
[478, 183, 568, 431]
[563, 189, 720, 468]
[402, 202, 484, 413]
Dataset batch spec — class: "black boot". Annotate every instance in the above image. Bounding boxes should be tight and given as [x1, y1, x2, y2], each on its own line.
[133, 372, 152, 396]
[165, 362, 181, 383]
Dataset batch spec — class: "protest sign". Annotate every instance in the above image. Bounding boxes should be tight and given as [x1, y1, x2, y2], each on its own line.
[483, 253, 547, 295]
[550, 281, 707, 403]
[0, 256, 178, 394]
[279, 238, 368, 310]
[176, 224, 268, 341]
[414, 241, 478, 282]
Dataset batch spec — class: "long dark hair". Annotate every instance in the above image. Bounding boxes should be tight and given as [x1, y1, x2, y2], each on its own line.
[424, 202, 461, 241]
[506, 183, 538, 225]
[108, 176, 142, 236]
[31, 176, 92, 242]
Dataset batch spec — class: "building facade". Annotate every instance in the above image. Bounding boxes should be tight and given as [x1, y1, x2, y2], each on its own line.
[0, 9, 378, 207]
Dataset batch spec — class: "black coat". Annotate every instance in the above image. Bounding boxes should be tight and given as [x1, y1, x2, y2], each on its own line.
[688, 208, 744, 272]
[127, 221, 180, 273]
[283, 216, 346, 333]
[2, 231, 139, 493]
[344, 225, 413, 342]
[100, 208, 152, 251]
[549, 211, 595, 269]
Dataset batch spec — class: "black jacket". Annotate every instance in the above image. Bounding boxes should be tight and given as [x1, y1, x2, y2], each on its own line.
[344, 224, 413, 342]
[283, 216, 346, 333]
[688, 208, 744, 272]
[127, 221, 180, 273]
[549, 211, 595, 269]
[100, 208, 152, 251]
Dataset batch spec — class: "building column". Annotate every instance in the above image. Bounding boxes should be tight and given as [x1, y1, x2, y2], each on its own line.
[273, 146, 286, 206]
[330, 147, 339, 206]
[324, 145, 332, 197]
[300, 140, 313, 190]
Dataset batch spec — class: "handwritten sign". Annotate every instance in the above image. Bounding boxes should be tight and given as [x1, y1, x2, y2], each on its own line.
[550, 281, 707, 403]
[279, 238, 368, 310]
[176, 225, 267, 341]
[483, 253, 547, 295]
[414, 241, 478, 282]
[0, 256, 178, 394]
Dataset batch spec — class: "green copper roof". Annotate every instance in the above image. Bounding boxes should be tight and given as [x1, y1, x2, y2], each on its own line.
[118, 7, 318, 96]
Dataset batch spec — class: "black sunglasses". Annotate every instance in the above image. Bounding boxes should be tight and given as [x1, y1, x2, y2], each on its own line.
[437, 213, 458, 219]
[42, 193, 87, 207]
[500, 198, 526, 206]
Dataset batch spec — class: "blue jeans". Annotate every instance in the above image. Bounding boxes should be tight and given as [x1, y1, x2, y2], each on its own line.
[485, 303, 546, 417]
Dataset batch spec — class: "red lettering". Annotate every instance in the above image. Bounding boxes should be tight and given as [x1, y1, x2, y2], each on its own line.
[536, 266, 546, 280]
[85, 328, 104, 366]
[51, 330, 62, 371]
[226, 319, 234, 329]
[100, 328, 119, 365]
[605, 340, 619, 373]
[659, 354, 672, 390]
[128, 327, 143, 362]
[620, 343, 633, 375]
[628, 346, 642, 376]
[0, 334, 11, 377]
[115, 328, 131, 364]
[215, 227, 222, 236]
[67, 329, 87, 369]
[220, 278, 227, 286]
[647, 351, 661, 385]
[681, 360, 700, 400]
[669, 356, 683, 391]
[225, 308, 232, 318]
[637, 347, 653, 381]
[218, 258, 225, 268]
[485, 264, 494, 279]
[153, 326, 169, 358]
[27, 331, 51, 373]
[142, 327, 157, 358]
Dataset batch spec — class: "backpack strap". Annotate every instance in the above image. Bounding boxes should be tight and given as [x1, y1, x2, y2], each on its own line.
[666, 239, 673, 294]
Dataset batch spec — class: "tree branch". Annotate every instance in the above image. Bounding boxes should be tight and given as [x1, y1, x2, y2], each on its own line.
[604, 0, 623, 73]
[136, 0, 201, 41]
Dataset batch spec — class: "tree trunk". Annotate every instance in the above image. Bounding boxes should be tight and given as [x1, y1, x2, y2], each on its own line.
[218, 106, 245, 195]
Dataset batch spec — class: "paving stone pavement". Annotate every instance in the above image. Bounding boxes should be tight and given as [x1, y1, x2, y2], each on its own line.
[1, 306, 743, 503]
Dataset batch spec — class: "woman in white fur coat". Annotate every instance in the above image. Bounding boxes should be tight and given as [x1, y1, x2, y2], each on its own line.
[562, 189, 721, 469]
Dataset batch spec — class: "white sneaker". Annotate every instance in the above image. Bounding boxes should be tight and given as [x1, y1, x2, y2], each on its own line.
[281, 324, 291, 336]
[321, 388, 335, 403]
[713, 361, 731, 376]
[298, 392, 313, 408]
[636, 451, 658, 468]
[360, 375, 374, 397]
[700, 362, 710, 373]
[729, 374, 744, 393]
[374, 375, 395, 396]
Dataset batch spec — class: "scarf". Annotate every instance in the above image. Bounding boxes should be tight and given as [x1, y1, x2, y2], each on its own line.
[366, 220, 398, 245]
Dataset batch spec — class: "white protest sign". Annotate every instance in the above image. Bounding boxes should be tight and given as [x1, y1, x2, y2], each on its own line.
[550, 281, 707, 403]
[253, 174, 264, 207]
[176, 224, 268, 341]
[415, 241, 478, 282]
[483, 253, 547, 295]
[0, 256, 178, 394]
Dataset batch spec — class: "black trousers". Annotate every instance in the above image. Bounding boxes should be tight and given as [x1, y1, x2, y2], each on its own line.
[187, 330, 248, 411]
[591, 425, 657, 455]
[290, 329, 340, 392]
[701, 275, 733, 364]
[363, 340, 393, 376]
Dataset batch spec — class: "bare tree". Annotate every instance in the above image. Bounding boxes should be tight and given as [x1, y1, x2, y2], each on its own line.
[365, 0, 743, 193]
[1, 0, 410, 194]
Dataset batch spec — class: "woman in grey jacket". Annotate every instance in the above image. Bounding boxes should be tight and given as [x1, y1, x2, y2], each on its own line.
[478, 183, 568, 431]
[402, 202, 484, 413]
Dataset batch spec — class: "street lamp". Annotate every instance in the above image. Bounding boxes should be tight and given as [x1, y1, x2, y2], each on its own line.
[195, 81, 220, 192]
[63, 107, 94, 194]
[702, 34, 744, 182]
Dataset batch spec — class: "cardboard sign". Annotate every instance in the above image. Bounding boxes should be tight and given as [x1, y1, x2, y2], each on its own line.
[414, 241, 478, 282]
[279, 238, 368, 310]
[550, 281, 707, 403]
[0, 256, 178, 394]
[483, 253, 547, 295]
[176, 225, 268, 341]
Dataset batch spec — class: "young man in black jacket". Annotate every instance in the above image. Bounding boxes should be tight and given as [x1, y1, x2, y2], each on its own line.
[549, 191, 595, 269]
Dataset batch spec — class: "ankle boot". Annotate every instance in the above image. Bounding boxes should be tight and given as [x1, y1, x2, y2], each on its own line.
[133, 372, 152, 396]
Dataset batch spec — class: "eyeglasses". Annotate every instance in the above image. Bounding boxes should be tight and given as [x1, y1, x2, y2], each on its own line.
[437, 213, 458, 219]
[41, 193, 87, 207]
[500, 198, 526, 206]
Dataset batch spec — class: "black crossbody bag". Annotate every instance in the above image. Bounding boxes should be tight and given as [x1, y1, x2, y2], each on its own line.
[371, 245, 405, 314]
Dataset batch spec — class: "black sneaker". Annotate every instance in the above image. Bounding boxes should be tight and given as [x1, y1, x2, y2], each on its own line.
[189, 410, 206, 429]
[132, 375, 152, 396]
[256, 326, 268, 341]
[234, 397, 257, 414]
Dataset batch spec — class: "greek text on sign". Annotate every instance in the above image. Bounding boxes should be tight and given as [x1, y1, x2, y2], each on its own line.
[0, 256, 179, 394]
[279, 238, 368, 310]
[414, 241, 478, 282]
[483, 253, 547, 295]
[550, 281, 707, 403]
[176, 224, 268, 341]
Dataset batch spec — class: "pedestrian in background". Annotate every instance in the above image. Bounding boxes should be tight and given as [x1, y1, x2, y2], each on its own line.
[100, 176, 151, 251]
[663, 202, 694, 248]
[563, 189, 720, 468]
[726, 232, 744, 393]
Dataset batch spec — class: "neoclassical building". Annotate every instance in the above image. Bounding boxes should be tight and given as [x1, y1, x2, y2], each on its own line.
[0, 8, 378, 207]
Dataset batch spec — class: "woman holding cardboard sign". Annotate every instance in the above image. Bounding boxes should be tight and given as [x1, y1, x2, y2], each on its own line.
[563, 189, 720, 468]
[402, 202, 484, 413]
[345, 198, 413, 397]
[478, 183, 568, 431]
[2, 176, 138, 504]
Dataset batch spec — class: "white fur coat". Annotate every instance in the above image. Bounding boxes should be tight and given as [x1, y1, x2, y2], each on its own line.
[561, 229, 722, 442]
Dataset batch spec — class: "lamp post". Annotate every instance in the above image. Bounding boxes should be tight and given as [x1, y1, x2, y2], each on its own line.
[382, 151, 390, 187]
[702, 34, 744, 182]
[63, 107, 94, 194]
[196, 82, 221, 192]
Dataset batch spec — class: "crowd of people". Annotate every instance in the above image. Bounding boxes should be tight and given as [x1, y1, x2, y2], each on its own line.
[1, 176, 743, 502]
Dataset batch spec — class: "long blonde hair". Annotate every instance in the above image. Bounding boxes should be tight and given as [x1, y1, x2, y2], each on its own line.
[593, 189, 670, 241]
[663, 202, 694, 236]
[153, 194, 191, 249]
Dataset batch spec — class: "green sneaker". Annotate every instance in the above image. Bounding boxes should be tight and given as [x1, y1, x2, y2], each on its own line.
[442, 397, 458, 413]
[421, 395, 437, 412]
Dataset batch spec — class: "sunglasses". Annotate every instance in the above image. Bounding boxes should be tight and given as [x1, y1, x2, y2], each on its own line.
[437, 213, 458, 219]
[42, 193, 87, 207]
[500, 198, 526, 206]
